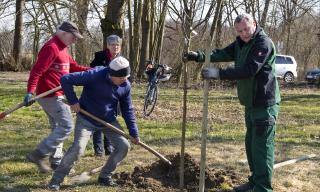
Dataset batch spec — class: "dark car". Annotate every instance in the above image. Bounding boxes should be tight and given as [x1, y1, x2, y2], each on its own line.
[305, 68, 320, 84]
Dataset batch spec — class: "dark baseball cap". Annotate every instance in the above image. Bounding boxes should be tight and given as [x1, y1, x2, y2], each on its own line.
[58, 21, 83, 39]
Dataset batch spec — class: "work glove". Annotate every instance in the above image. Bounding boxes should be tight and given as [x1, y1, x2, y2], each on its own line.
[201, 67, 220, 79]
[182, 51, 199, 62]
[24, 93, 35, 107]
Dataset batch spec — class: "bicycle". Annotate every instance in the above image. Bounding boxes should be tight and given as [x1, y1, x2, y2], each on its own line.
[143, 61, 172, 116]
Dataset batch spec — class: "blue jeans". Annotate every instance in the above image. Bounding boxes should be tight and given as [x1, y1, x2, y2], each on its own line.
[36, 96, 74, 165]
[93, 131, 112, 155]
[53, 114, 130, 181]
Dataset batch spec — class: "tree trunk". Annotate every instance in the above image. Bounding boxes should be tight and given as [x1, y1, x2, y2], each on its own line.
[260, 0, 271, 28]
[101, 0, 126, 48]
[154, 0, 169, 63]
[131, 0, 143, 77]
[137, 0, 150, 79]
[149, 0, 155, 60]
[12, 0, 25, 71]
[127, 0, 134, 72]
[180, 1, 194, 189]
[75, 0, 90, 65]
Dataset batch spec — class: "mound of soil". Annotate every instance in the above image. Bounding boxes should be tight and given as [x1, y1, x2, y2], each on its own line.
[114, 153, 241, 192]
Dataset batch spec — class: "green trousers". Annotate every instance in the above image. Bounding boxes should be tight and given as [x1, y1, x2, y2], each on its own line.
[245, 104, 280, 192]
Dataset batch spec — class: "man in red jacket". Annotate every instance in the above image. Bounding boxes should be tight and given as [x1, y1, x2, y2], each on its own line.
[24, 21, 90, 173]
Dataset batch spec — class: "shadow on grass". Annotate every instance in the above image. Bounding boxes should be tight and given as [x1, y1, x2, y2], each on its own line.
[143, 135, 320, 150]
[0, 144, 35, 163]
[281, 94, 320, 102]
[0, 180, 121, 192]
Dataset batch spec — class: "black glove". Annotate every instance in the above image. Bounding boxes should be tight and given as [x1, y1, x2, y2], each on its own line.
[24, 93, 35, 106]
[182, 51, 199, 62]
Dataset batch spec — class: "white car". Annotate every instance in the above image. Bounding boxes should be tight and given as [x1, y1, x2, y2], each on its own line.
[275, 54, 298, 83]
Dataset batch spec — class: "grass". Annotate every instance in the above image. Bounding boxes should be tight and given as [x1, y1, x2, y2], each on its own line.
[0, 72, 319, 191]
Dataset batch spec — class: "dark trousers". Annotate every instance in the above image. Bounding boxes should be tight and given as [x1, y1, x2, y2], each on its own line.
[93, 130, 112, 155]
[245, 103, 280, 192]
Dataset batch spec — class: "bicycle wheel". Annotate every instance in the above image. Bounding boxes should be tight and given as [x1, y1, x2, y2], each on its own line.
[143, 84, 158, 116]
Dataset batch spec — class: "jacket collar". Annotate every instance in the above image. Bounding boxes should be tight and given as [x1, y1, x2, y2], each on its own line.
[236, 25, 263, 46]
[53, 35, 67, 49]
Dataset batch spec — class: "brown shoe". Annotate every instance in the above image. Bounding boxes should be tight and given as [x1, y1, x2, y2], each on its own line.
[26, 150, 51, 173]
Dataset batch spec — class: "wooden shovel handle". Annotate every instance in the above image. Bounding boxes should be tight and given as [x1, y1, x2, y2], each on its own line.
[0, 86, 62, 120]
[79, 109, 172, 165]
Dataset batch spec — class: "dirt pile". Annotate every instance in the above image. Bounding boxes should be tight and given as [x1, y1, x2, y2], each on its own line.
[114, 153, 241, 192]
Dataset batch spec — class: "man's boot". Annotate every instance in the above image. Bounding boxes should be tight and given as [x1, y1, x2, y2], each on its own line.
[233, 182, 254, 192]
[48, 177, 63, 191]
[26, 149, 51, 173]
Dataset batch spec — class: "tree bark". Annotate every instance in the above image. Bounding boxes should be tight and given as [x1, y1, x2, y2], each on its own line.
[137, 0, 150, 79]
[260, 0, 271, 28]
[127, 0, 134, 72]
[131, 0, 143, 77]
[101, 0, 126, 47]
[12, 0, 25, 71]
[75, 0, 90, 65]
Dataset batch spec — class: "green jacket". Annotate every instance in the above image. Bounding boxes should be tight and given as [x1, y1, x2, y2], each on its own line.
[198, 26, 281, 107]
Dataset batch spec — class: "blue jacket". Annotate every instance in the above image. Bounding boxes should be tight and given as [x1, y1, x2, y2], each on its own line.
[60, 67, 139, 138]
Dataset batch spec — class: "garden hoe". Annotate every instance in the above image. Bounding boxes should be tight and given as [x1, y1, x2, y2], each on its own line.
[70, 108, 172, 184]
[0, 86, 62, 121]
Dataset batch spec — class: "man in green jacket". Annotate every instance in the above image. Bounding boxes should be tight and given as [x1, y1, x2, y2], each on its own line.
[184, 13, 280, 192]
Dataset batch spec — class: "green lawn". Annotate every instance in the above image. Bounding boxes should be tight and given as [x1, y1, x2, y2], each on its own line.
[0, 74, 319, 191]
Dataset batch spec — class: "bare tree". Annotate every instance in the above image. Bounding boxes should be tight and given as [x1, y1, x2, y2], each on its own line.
[12, 0, 25, 71]
[75, 0, 90, 65]
[260, 0, 271, 28]
[131, 0, 143, 77]
[101, 0, 126, 44]
[137, 0, 151, 79]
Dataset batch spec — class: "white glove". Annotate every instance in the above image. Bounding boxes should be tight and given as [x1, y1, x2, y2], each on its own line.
[201, 67, 220, 79]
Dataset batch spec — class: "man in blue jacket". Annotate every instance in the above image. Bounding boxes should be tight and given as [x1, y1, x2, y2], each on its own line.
[48, 56, 140, 190]
[184, 13, 280, 192]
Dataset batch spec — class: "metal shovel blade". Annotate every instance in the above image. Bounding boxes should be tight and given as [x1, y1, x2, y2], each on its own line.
[70, 171, 91, 184]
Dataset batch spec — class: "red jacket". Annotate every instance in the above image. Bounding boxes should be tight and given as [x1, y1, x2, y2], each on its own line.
[27, 35, 90, 97]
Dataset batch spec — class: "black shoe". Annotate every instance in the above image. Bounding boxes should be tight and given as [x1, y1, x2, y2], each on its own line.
[50, 163, 59, 170]
[98, 177, 117, 187]
[105, 146, 113, 156]
[26, 150, 51, 173]
[48, 178, 62, 191]
[95, 153, 103, 157]
[233, 182, 254, 192]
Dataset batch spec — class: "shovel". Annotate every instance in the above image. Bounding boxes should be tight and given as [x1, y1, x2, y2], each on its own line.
[70, 108, 171, 184]
[0, 86, 62, 121]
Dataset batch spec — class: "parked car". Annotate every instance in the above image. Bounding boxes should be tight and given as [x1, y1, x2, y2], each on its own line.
[305, 68, 320, 84]
[275, 54, 298, 83]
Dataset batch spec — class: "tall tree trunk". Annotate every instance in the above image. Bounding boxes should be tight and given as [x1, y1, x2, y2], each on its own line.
[149, 0, 155, 59]
[137, 0, 150, 79]
[154, 0, 169, 63]
[131, 0, 143, 78]
[127, 0, 134, 72]
[101, 0, 126, 48]
[12, 0, 24, 71]
[75, 0, 90, 65]
[260, 0, 271, 28]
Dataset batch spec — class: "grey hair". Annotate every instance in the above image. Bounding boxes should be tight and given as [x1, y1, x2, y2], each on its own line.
[106, 35, 122, 45]
[234, 13, 255, 24]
